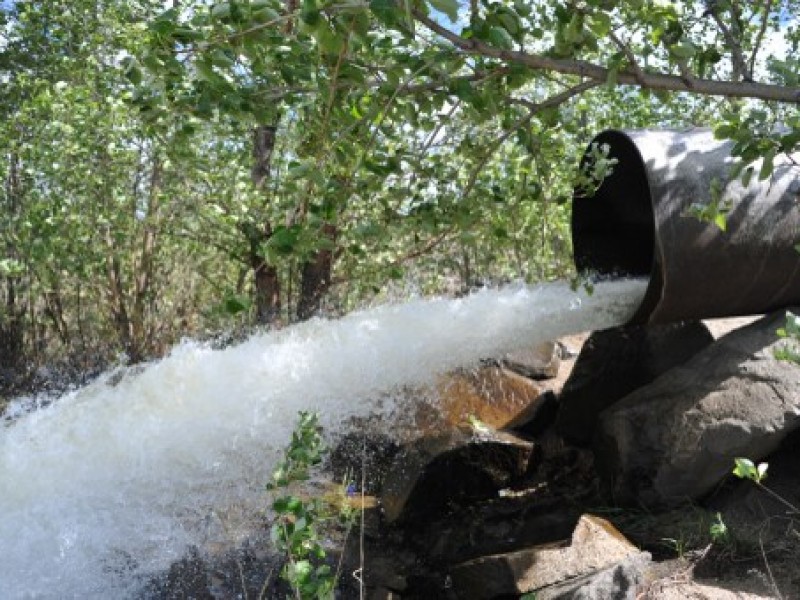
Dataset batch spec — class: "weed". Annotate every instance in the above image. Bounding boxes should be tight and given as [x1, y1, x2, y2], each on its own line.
[709, 512, 728, 544]
[267, 411, 360, 599]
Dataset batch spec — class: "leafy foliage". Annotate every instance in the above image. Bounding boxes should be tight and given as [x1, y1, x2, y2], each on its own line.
[1, 0, 799, 372]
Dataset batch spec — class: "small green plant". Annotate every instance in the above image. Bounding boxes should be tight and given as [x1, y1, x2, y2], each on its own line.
[685, 177, 732, 231]
[709, 512, 728, 543]
[732, 458, 799, 514]
[268, 411, 358, 599]
[774, 311, 800, 364]
[733, 457, 769, 484]
[661, 535, 689, 559]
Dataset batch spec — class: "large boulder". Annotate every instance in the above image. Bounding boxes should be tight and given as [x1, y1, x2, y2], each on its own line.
[556, 321, 714, 444]
[595, 310, 800, 507]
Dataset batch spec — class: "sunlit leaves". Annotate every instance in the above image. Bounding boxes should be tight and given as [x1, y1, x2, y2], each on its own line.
[428, 0, 459, 23]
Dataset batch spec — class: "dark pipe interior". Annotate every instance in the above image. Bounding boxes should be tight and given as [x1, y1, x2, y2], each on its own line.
[572, 131, 663, 323]
[572, 131, 654, 277]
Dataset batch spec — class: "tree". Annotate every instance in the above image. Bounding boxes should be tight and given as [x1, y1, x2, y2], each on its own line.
[2, 0, 798, 371]
[131, 0, 798, 315]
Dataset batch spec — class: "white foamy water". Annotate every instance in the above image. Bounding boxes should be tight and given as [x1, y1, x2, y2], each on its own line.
[0, 278, 646, 598]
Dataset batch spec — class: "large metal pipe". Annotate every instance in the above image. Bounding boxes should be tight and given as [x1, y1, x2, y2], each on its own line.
[572, 129, 800, 324]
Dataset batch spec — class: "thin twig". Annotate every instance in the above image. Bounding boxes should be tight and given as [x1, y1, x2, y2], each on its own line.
[707, 2, 752, 81]
[759, 533, 783, 600]
[257, 567, 274, 600]
[237, 558, 250, 600]
[608, 30, 646, 85]
[756, 481, 800, 514]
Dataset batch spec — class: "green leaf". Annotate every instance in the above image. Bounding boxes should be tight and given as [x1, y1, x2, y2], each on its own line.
[211, 49, 235, 68]
[222, 293, 250, 315]
[733, 457, 756, 480]
[759, 147, 776, 181]
[588, 12, 612, 37]
[713, 124, 736, 140]
[121, 57, 143, 85]
[211, 2, 231, 19]
[606, 67, 618, 88]
[669, 41, 696, 59]
[741, 166, 754, 188]
[301, 0, 321, 25]
[427, 0, 459, 22]
[487, 26, 514, 50]
[370, 0, 399, 26]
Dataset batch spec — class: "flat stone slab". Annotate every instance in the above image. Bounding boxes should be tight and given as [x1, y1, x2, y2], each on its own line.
[450, 514, 650, 597]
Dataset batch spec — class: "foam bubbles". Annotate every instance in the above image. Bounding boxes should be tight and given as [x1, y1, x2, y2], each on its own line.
[0, 278, 646, 598]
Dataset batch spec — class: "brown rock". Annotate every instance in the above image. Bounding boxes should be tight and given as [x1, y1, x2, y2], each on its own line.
[418, 366, 546, 432]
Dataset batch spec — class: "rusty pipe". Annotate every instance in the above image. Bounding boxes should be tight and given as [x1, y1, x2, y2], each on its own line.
[572, 129, 800, 324]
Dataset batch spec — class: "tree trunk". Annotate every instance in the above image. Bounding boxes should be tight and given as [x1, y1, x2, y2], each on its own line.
[296, 223, 337, 321]
[248, 124, 281, 325]
[130, 154, 161, 360]
[0, 153, 25, 370]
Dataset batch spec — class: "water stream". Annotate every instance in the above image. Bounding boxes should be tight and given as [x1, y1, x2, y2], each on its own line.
[0, 278, 647, 598]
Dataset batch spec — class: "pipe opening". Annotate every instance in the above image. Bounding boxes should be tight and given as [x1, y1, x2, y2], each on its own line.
[573, 128, 800, 324]
[572, 131, 659, 323]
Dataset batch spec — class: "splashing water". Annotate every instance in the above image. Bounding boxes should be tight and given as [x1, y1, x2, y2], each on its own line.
[0, 278, 646, 598]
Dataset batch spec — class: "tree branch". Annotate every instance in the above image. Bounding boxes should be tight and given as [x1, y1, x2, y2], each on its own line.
[749, 0, 775, 78]
[707, 1, 752, 81]
[412, 9, 800, 104]
[608, 31, 646, 85]
[462, 79, 601, 201]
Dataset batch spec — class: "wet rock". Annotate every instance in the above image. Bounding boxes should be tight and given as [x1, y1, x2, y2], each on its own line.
[506, 389, 559, 437]
[449, 514, 650, 598]
[328, 431, 400, 495]
[430, 366, 546, 431]
[149, 549, 213, 599]
[596, 310, 800, 507]
[380, 428, 535, 524]
[556, 321, 714, 445]
[503, 341, 562, 380]
[408, 494, 582, 567]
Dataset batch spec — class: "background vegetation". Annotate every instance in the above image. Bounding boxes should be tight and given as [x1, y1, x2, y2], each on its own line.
[1, 0, 798, 383]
